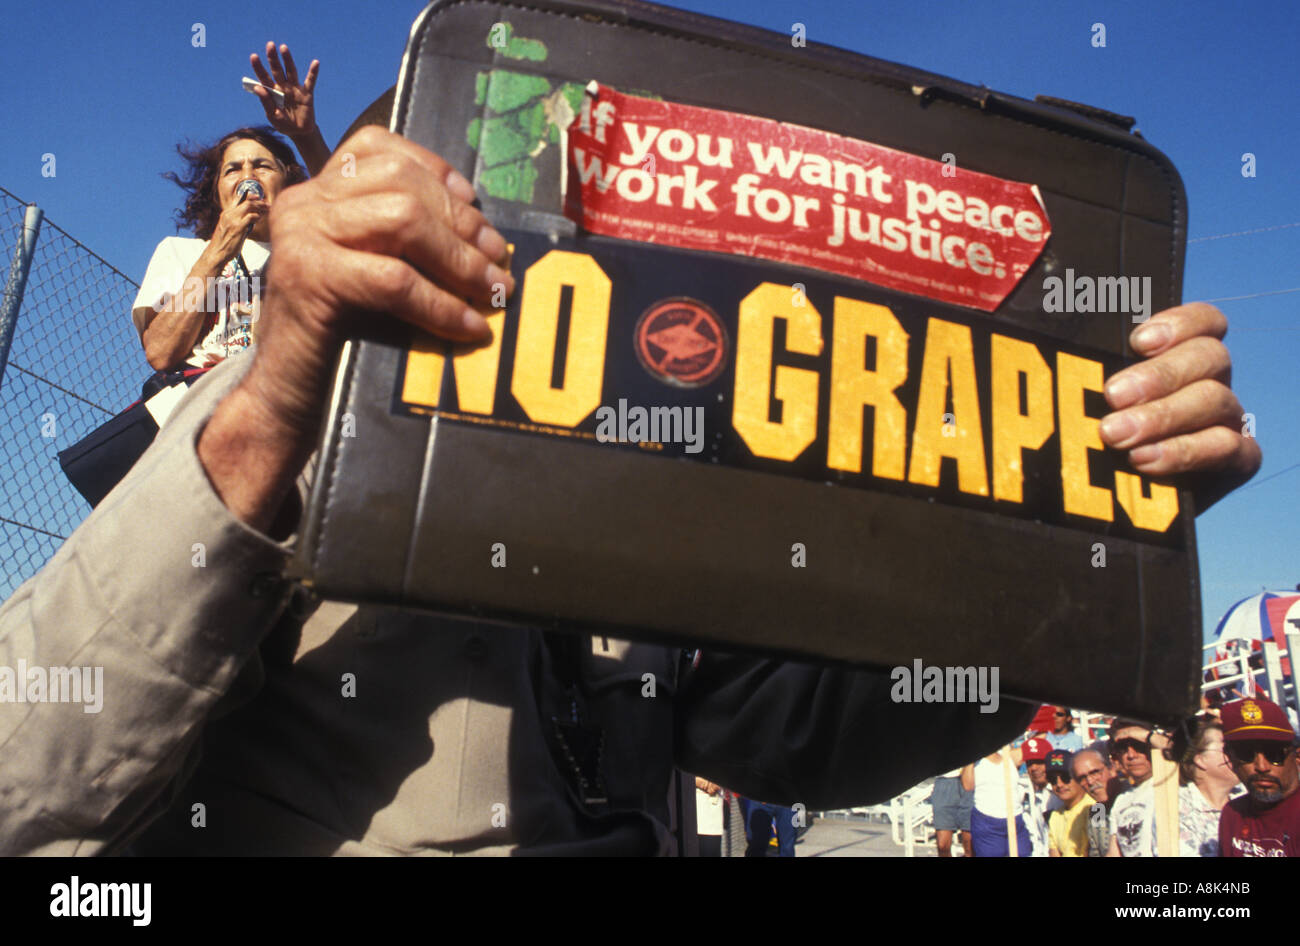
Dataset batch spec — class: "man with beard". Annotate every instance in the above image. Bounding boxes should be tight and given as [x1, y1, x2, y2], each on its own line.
[1219, 697, 1300, 857]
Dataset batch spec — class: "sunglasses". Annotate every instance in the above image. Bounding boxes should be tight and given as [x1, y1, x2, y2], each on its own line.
[1048, 772, 1073, 785]
[1226, 741, 1292, 766]
[1075, 766, 1106, 782]
[1053, 712, 1070, 718]
[1111, 737, 1151, 757]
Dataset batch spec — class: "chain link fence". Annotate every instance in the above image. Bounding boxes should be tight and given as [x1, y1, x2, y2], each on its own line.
[0, 185, 149, 602]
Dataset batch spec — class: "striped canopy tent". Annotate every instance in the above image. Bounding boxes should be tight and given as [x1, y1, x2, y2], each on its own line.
[1214, 591, 1300, 647]
[1209, 591, 1300, 695]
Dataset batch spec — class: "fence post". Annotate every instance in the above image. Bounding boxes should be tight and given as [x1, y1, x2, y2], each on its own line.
[0, 204, 45, 392]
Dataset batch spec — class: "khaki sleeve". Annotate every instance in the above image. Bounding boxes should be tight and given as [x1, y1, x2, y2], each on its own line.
[0, 356, 298, 854]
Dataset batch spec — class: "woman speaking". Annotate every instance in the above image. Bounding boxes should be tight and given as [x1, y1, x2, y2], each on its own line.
[61, 45, 331, 507]
[132, 43, 327, 374]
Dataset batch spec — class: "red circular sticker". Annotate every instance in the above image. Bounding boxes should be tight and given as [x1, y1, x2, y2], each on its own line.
[633, 297, 728, 388]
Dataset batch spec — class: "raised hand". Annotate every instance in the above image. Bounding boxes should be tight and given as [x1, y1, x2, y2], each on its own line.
[250, 42, 319, 139]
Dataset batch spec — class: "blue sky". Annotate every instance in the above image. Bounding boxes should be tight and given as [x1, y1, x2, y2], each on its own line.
[1, 0, 1296, 638]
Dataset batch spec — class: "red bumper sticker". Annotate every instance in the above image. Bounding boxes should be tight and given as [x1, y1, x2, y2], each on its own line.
[563, 82, 1051, 312]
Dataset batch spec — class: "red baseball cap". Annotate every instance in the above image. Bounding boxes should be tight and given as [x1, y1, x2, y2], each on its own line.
[1221, 697, 1295, 743]
[1021, 737, 1052, 762]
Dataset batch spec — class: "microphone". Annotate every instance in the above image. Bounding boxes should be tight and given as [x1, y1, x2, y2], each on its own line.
[232, 179, 267, 277]
[236, 179, 265, 203]
[234, 179, 267, 254]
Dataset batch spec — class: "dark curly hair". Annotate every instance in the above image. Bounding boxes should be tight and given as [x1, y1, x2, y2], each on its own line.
[163, 126, 307, 240]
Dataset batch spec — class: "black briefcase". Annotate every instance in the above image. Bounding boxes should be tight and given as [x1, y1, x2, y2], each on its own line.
[57, 402, 159, 508]
[291, 0, 1200, 723]
[57, 367, 210, 508]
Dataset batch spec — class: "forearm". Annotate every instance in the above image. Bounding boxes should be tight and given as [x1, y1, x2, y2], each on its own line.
[0, 360, 296, 853]
[141, 250, 227, 369]
[197, 361, 316, 533]
[291, 127, 331, 178]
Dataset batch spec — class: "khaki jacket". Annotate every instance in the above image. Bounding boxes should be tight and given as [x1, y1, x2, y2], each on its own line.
[0, 355, 1030, 854]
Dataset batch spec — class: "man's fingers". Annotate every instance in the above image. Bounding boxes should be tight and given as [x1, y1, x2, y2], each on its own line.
[1104, 335, 1232, 411]
[1109, 299, 1260, 513]
[1127, 424, 1261, 479]
[330, 127, 477, 204]
[309, 135, 509, 275]
[429, 192, 506, 264]
[1101, 379, 1243, 451]
[303, 59, 319, 93]
[426, 191, 508, 265]
[315, 143, 477, 218]
[321, 249, 492, 341]
[473, 220, 509, 266]
[1128, 301, 1228, 357]
[317, 191, 512, 302]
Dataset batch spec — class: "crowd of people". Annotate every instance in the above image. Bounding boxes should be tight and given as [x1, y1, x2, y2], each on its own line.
[695, 694, 1300, 858]
[930, 697, 1300, 857]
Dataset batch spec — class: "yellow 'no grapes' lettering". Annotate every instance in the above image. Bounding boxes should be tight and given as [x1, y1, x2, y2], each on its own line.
[400, 252, 1177, 532]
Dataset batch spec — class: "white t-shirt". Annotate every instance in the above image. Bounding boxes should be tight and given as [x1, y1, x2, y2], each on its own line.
[1109, 780, 1157, 857]
[132, 236, 270, 369]
[973, 757, 1024, 819]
